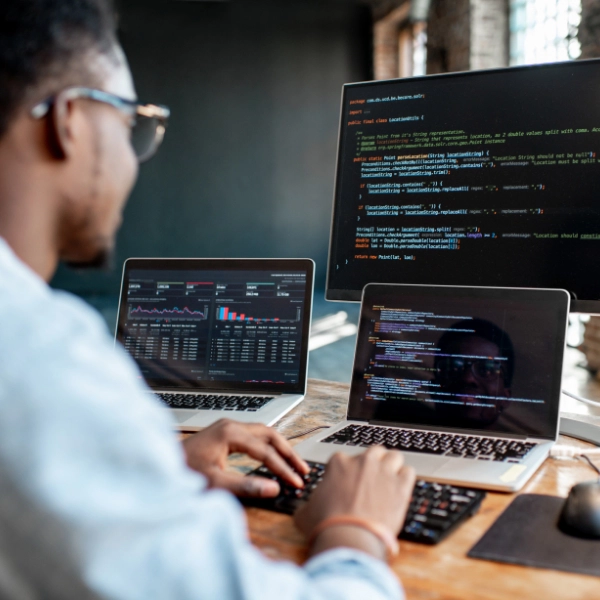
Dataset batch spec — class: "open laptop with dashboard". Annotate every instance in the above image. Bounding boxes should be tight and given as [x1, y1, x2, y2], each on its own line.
[295, 283, 570, 491]
[115, 258, 314, 430]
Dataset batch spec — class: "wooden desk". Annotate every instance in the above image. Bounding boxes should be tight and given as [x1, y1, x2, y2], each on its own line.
[242, 377, 600, 600]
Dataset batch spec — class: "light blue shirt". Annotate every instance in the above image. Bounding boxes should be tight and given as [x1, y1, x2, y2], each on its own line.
[0, 238, 404, 600]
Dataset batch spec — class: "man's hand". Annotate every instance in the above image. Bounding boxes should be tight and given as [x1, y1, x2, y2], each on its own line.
[294, 447, 416, 559]
[182, 419, 309, 498]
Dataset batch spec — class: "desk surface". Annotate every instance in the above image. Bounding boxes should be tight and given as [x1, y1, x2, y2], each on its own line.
[241, 372, 600, 600]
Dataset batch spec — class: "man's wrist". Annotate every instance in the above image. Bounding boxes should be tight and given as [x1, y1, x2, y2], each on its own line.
[309, 524, 389, 562]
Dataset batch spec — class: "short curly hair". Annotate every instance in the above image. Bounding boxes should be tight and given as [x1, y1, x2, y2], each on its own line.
[0, 0, 118, 138]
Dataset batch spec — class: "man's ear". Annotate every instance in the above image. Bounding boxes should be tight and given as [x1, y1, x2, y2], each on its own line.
[47, 93, 78, 160]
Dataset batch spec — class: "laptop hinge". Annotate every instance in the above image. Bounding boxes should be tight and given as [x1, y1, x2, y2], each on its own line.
[368, 420, 529, 440]
[153, 388, 283, 396]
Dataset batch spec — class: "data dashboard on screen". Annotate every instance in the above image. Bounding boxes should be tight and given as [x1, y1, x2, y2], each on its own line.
[326, 59, 600, 312]
[116, 262, 313, 391]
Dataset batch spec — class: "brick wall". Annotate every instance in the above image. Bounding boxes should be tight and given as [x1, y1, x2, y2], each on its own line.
[470, 0, 508, 70]
[581, 318, 600, 379]
[427, 0, 471, 73]
[373, 2, 411, 79]
[578, 2, 600, 373]
[580, 0, 600, 58]
[426, 0, 508, 74]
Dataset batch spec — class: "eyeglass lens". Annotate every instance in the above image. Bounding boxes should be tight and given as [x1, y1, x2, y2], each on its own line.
[131, 115, 163, 162]
[437, 358, 503, 380]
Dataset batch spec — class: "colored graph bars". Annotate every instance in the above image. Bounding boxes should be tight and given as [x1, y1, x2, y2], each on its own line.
[217, 306, 281, 323]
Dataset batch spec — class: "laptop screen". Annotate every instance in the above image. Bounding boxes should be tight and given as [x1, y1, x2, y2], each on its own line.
[116, 258, 314, 393]
[349, 284, 569, 439]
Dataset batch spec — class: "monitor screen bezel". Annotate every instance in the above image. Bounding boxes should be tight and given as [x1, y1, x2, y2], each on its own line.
[325, 59, 600, 315]
[347, 283, 571, 441]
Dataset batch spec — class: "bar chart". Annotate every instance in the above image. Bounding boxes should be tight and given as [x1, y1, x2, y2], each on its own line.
[216, 305, 301, 323]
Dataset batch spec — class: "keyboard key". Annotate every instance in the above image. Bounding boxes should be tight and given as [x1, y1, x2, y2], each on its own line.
[157, 393, 274, 411]
[243, 460, 486, 545]
[320, 425, 533, 464]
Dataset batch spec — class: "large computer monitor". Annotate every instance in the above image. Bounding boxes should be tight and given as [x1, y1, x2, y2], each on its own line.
[326, 59, 600, 313]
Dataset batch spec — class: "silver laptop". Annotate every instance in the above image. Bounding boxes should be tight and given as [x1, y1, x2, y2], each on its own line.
[116, 258, 314, 430]
[295, 283, 570, 492]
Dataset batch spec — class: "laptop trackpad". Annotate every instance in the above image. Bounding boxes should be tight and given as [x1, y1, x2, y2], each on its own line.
[433, 457, 507, 478]
[171, 409, 194, 424]
[402, 453, 448, 475]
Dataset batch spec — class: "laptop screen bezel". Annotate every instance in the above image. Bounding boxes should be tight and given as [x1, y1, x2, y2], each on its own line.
[115, 257, 314, 394]
[347, 283, 570, 441]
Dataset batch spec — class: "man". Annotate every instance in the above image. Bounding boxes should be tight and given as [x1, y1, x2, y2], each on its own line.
[433, 319, 514, 428]
[0, 1, 415, 598]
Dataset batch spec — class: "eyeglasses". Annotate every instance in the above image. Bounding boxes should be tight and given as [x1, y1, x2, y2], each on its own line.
[30, 87, 170, 163]
[436, 357, 506, 381]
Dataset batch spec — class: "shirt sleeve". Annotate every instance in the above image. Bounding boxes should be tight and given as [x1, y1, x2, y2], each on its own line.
[0, 290, 404, 600]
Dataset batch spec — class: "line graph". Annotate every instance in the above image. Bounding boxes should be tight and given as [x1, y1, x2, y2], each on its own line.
[128, 305, 208, 319]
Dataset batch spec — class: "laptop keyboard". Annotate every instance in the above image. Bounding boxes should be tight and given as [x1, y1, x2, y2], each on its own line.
[244, 461, 486, 545]
[157, 393, 274, 411]
[321, 425, 535, 463]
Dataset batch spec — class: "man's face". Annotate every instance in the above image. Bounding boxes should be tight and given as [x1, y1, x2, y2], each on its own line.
[58, 49, 139, 269]
[435, 335, 511, 424]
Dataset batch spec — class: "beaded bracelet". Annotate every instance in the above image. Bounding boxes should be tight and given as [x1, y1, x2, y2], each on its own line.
[309, 515, 399, 560]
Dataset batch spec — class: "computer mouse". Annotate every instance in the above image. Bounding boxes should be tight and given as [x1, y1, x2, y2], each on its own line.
[559, 481, 600, 539]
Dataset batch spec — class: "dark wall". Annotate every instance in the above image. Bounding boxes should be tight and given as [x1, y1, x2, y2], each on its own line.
[51, 0, 372, 295]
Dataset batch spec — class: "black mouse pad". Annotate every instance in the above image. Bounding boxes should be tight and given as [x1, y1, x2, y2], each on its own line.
[468, 494, 600, 577]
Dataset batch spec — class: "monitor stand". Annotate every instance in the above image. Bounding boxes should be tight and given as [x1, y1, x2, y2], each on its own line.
[557, 344, 600, 446]
[559, 414, 600, 446]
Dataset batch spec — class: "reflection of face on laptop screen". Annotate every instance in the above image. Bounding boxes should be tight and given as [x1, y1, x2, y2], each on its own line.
[350, 288, 567, 438]
[117, 266, 311, 392]
[430, 318, 514, 427]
